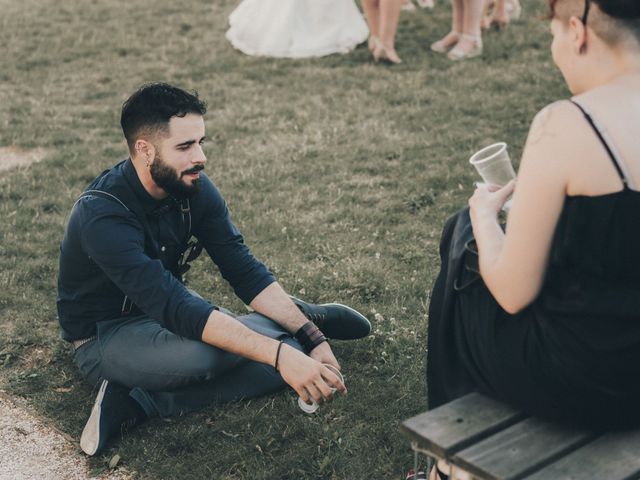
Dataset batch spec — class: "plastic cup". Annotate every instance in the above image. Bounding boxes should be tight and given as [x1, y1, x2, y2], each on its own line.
[298, 364, 344, 414]
[469, 142, 516, 186]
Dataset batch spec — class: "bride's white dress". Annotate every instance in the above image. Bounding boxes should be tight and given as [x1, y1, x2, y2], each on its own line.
[226, 0, 369, 58]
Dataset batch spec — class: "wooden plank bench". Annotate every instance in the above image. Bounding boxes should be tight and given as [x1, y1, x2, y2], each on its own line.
[400, 392, 640, 480]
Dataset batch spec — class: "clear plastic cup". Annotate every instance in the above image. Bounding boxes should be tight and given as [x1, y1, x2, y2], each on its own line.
[298, 364, 344, 414]
[469, 142, 516, 186]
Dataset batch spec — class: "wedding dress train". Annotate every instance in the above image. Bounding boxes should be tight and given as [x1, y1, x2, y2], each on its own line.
[226, 0, 369, 58]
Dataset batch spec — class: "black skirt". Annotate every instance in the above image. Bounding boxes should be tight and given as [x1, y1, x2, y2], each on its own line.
[426, 208, 640, 430]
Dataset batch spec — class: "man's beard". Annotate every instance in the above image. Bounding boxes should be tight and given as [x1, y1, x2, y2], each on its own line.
[150, 152, 204, 200]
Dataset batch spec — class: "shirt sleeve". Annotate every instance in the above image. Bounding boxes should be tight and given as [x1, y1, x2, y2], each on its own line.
[79, 201, 216, 341]
[192, 176, 276, 305]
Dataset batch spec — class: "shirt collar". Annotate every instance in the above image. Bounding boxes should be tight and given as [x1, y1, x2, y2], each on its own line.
[123, 158, 175, 215]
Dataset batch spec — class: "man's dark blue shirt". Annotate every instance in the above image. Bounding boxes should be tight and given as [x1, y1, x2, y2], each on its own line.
[57, 159, 275, 342]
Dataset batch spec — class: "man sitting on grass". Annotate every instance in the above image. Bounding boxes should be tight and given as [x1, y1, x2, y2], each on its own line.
[57, 83, 371, 456]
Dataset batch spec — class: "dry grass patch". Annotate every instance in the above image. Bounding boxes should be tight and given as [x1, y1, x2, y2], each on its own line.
[19, 345, 54, 370]
[0, 147, 47, 171]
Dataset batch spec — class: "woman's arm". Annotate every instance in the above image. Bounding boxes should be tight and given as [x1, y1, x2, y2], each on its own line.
[470, 101, 580, 313]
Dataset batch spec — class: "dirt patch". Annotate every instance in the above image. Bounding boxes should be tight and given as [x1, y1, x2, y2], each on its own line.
[0, 391, 134, 480]
[20, 345, 54, 370]
[0, 147, 47, 171]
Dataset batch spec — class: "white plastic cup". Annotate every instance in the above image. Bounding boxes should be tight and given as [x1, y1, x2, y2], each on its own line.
[297, 395, 320, 414]
[469, 142, 516, 186]
[298, 364, 344, 414]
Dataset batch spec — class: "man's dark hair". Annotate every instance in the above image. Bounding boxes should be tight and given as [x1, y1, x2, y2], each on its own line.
[120, 83, 207, 152]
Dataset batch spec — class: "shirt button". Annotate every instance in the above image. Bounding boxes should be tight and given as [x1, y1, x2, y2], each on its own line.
[161, 246, 166, 252]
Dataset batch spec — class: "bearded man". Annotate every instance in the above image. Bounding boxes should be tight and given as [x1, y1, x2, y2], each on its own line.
[57, 83, 370, 456]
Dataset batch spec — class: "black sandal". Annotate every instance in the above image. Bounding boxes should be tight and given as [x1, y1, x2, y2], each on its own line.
[435, 466, 449, 480]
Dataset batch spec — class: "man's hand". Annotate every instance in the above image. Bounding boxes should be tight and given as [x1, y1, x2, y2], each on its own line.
[309, 341, 341, 372]
[278, 344, 347, 404]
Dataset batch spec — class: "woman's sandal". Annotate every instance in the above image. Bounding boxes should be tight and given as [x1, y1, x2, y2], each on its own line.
[372, 37, 402, 64]
[368, 35, 379, 52]
[506, 0, 522, 20]
[430, 31, 460, 53]
[447, 34, 483, 61]
[416, 0, 435, 8]
[402, 0, 417, 11]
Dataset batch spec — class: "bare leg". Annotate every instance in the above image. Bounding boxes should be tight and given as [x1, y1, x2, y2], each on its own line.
[362, 0, 381, 50]
[447, 0, 483, 59]
[462, 0, 483, 36]
[379, 0, 402, 48]
[430, 0, 463, 52]
[375, 0, 403, 63]
[452, 0, 464, 33]
[480, 0, 492, 29]
[490, 0, 509, 27]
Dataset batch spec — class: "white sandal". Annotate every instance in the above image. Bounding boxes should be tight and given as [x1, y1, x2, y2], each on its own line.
[401, 0, 417, 11]
[368, 35, 379, 52]
[416, 0, 435, 8]
[506, 0, 522, 20]
[447, 34, 483, 61]
[430, 31, 460, 53]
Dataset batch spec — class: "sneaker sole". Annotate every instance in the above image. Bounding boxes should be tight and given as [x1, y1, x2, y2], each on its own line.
[80, 379, 108, 456]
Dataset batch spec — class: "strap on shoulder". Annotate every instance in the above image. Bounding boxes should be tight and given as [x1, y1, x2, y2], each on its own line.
[569, 100, 628, 188]
[76, 188, 144, 316]
[80, 189, 131, 211]
[180, 199, 192, 239]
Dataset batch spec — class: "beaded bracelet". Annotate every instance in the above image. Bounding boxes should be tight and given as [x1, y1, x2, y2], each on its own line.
[294, 321, 327, 353]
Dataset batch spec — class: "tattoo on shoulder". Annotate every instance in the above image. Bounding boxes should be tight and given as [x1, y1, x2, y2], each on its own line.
[528, 101, 566, 146]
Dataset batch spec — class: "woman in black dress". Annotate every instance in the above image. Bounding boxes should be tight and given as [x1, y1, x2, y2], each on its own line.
[427, 0, 640, 477]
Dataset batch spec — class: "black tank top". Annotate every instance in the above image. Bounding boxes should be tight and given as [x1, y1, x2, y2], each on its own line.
[536, 100, 640, 354]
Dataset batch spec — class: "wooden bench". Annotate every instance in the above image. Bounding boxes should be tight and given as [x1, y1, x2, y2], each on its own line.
[400, 392, 640, 480]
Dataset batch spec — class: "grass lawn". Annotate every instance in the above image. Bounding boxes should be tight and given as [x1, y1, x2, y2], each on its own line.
[0, 0, 568, 478]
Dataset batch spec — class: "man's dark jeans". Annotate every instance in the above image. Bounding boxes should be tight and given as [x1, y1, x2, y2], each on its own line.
[73, 309, 303, 417]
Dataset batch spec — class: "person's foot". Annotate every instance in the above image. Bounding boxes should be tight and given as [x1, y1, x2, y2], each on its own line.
[80, 379, 147, 456]
[368, 35, 379, 52]
[372, 39, 402, 65]
[401, 0, 417, 11]
[290, 296, 371, 340]
[416, 0, 435, 9]
[487, 11, 510, 29]
[430, 31, 461, 53]
[447, 34, 483, 61]
[506, 0, 522, 20]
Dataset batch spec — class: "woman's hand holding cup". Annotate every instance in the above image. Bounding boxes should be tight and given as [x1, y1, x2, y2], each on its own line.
[469, 180, 516, 217]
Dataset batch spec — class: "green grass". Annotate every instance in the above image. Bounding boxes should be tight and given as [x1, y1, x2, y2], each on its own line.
[0, 0, 568, 478]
